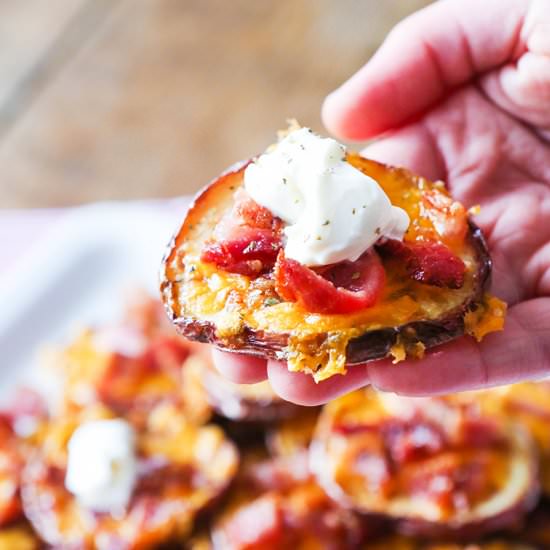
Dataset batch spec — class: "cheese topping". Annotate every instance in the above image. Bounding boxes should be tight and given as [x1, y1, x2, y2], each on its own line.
[244, 128, 410, 266]
[65, 419, 138, 513]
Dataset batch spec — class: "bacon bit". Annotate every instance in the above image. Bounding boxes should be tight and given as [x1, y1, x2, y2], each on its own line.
[0, 421, 22, 526]
[223, 495, 285, 549]
[235, 195, 284, 233]
[274, 249, 385, 315]
[201, 231, 282, 276]
[97, 335, 189, 413]
[379, 239, 465, 289]
[458, 417, 507, 448]
[402, 451, 499, 514]
[383, 421, 446, 464]
[201, 191, 283, 277]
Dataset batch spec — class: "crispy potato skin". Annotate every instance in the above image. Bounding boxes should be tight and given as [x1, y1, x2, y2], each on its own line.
[20, 410, 239, 549]
[310, 390, 539, 540]
[161, 157, 493, 369]
[57, 296, 213, 427]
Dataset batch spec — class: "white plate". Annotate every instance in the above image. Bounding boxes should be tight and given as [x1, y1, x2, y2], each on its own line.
[0, 200, 189, 400]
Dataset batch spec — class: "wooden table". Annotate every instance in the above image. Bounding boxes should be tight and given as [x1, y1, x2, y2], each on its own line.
[0, 0, 432, 208]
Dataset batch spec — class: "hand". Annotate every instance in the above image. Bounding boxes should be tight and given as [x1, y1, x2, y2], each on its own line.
[213, 0, 550, 405]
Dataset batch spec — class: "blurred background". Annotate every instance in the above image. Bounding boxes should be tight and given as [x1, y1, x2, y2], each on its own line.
[0, 0, 433, 209]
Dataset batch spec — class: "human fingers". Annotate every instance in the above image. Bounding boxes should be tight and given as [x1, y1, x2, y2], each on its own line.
[323, 0, 529, 140]
[481, 0, 550, 132]
[211, 348, 268, 384]
[367, 297, 550, 396]
[267, 360, 370, 406]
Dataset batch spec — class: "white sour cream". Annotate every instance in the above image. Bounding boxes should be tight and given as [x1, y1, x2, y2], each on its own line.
[244, 128, 409, 266]
[65, 419, 138, 513]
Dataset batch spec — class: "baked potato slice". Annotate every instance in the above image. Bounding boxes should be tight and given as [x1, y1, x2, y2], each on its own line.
[56, 295, 212, 427]
[21, 405, 238, 549]
[310, 389, 539, 539]
[161, 154, 504, 382]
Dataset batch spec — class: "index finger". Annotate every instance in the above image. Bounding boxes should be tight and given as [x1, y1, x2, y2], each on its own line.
[323, 0, 529, 140]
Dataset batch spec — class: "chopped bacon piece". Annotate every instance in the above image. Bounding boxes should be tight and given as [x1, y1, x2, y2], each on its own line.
[0, 419, 22, 526]
[222, 495, 285, 550]
[97, 335, 189, 414]
[402, 451, 498, 514]
[274, 249, 385, 315]
[234, 194, 283, 232]
[201, 191, 283, 277]
[383, 421, 446, 464]
[201, 229, 282, 277]
[144, 335, 190, 372]
[379, 239, 465, 289]
[458, 417, 507, 448]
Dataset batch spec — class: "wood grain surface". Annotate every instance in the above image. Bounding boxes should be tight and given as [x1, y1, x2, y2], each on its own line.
[0, 0, 432, 208]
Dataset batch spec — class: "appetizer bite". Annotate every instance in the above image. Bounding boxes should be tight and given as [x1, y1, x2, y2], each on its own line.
[21, 405, 238, 549]
[310, 389, 539, 538]
[56, 294, 212, 426]
[161, 125, 505, 381]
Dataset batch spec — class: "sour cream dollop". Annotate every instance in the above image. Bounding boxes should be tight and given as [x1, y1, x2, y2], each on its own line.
[244, 128, 410, 266]
[65, 419, 138, 513]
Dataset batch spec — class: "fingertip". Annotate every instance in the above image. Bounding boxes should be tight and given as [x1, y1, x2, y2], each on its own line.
[322, 75, 379, 141]
[321, 90, 349, 141]
[267, 360, 370, 406]
[211, 348, 268, 384]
